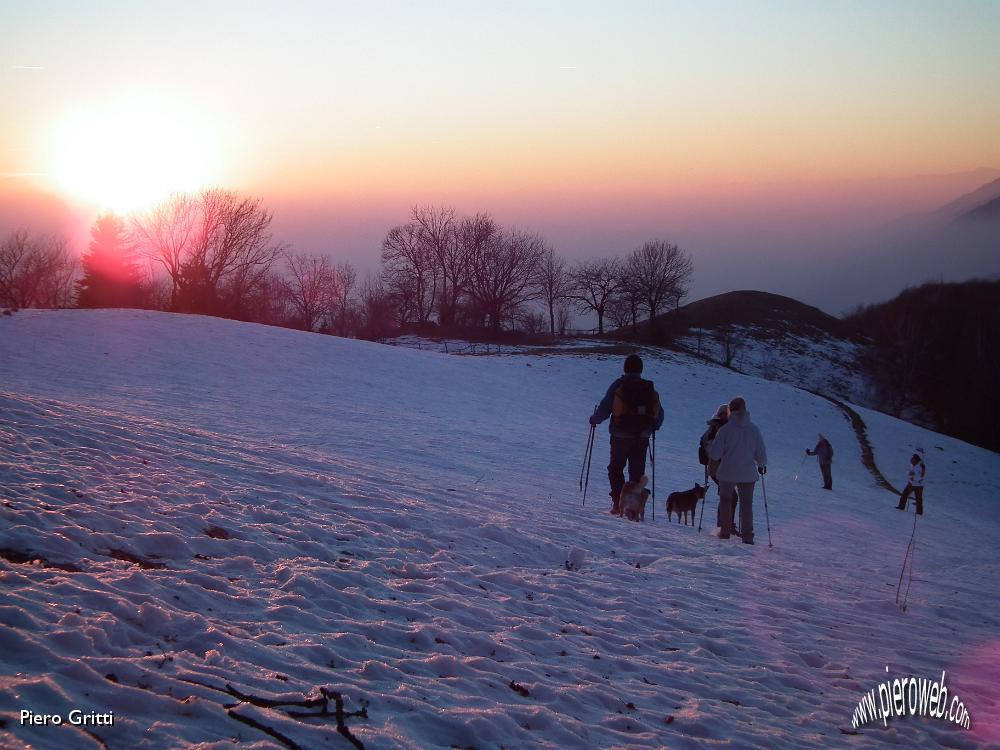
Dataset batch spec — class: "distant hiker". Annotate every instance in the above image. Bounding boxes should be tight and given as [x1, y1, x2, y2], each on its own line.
[708, 396, 767, 544]
[806, 434, 834, 490]
[699, 404, 738, 528]
[896, 450, 926, 515]
[589, 354, 664, 515]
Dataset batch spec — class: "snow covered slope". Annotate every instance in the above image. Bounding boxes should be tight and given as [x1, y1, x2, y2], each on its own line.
[1, 310, 998, 749]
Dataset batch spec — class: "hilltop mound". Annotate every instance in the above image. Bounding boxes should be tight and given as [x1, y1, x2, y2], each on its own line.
[663, 290, 854, 339]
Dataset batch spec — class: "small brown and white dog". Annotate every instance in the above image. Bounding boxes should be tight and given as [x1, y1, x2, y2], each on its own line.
[666, 483, 706, 525]
[619, 475, 651, 522]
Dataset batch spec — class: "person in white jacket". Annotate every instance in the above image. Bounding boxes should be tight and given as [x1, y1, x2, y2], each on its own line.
[896, 451, 926, 515]
[708, 396, 767, 544]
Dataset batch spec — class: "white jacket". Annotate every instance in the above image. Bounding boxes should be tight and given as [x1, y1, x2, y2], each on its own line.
[708, 410, 767, 483]
[908, 461, 925, 487]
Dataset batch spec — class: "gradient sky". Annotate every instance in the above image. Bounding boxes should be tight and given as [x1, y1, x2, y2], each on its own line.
[3, 0, 999, 311]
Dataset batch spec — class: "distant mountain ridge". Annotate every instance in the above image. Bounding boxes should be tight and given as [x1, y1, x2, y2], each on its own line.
[955, 194, 1000, 223]
[935, 176, 1000, 223]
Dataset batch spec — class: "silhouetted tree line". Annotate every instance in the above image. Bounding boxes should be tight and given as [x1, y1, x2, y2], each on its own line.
[1, 190, 363, 336]
[847, 280, 1000, 453]
[0, 229, 77, 309]
[1, 191, 694, 343]
[376, 204, 693, 337]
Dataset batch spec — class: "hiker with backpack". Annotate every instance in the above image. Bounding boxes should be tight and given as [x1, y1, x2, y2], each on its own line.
[708, 396, 767, 544]
[589, 354, 664, 515]
[896, 450, 926, 515]
[806, 434, 834, 490]
[699, 404, 738, 529]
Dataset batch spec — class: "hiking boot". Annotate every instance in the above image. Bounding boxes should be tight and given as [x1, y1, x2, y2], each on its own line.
[743, 538, 755, 545]
[609, 505, 621, 516]
[718, 532, 730, 540]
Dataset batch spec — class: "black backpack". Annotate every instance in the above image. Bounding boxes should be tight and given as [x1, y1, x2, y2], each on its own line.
[698, 423, 718, 465]
[698, 442, 710, 466]
[612, 378, 659, 435]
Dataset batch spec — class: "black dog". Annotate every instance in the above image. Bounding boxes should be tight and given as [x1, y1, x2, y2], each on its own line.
[666, 483, 706, 525]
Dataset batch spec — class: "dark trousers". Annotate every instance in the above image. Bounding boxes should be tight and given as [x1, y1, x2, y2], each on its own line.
[716, 485, 739, 529]
[820, 462, 832, 490]
[608, 436, 648, 509]
[719, 481, 755, 542]
[897, 484, 924, 514]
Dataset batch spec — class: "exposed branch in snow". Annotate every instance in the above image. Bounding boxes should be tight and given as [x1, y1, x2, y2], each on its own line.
[228, 709, 305, 750]
[222, 683, 367, 748]
[324, 688, 368, 750]
[224, 683, 326, 709]
[77, 726, 110, 750]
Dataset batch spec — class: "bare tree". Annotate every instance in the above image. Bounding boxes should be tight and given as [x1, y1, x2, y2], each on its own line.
[466, 227, 546, 331]
[244, 270, 292, 327]
[192, 189, 285, 318]
[284, 252, 339, 331]
[454, 212, 499, 326]
[517, 307, 547, 335]
[614, 271, 644, 333]
[625, 239, 694, 326]
[0, 229, 77, 308]
[381, 221, 436, 325]
[569, 257, 621, 334]
[332, 260, 357, 336]
[132, 189, 283, 317]
[144, 272, 173, 312]
[605, 291, 633, 332]
[358, 271, 394, 341]
[130, 192, 197, 310]
[555, 303, 573, 335]
[535, 245, 570, 335]
[412, 204, 470, 327]
[715, 325, 743, 368]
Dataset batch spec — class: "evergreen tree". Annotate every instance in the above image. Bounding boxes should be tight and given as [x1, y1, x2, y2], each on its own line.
[76, 214, 144, 308]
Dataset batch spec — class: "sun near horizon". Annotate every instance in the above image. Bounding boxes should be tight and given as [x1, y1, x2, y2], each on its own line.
[46, 95, 222, 214]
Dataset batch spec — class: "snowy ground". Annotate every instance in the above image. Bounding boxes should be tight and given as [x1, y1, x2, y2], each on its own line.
[1, 309, 998, 749]
[386, 334, 610, 356]
[677, 325, 870, 406]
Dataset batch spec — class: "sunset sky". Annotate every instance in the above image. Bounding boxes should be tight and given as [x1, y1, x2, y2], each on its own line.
[3, 0, 999, 311]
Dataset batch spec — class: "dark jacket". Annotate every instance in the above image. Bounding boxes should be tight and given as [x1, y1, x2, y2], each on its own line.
[808, 438, 833, 464]
[700, 416, 727, 477]
[591, 374, 664, 438]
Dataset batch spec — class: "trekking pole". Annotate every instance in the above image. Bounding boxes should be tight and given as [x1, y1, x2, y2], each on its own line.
[896, 513, 918, 611]
[697, 465, 708, 531]
[650, 431, 656, 521]
[760, 472, 774, 548]
[581, 409, 597, 507]
[580, 423, 595, 492]
[793, 453, 807, 481]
